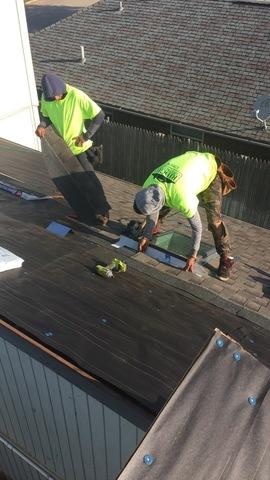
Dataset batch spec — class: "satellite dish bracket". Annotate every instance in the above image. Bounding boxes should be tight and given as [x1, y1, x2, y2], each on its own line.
[255, 109, 268, 130]
[253, 95, 270, 131]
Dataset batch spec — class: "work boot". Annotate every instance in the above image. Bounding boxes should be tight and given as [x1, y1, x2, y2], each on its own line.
[217, 256, 234, 282]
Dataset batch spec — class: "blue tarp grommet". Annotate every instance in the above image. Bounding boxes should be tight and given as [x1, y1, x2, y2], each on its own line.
[143, 454, 155, 466]
[216, 338, 224, 348]
[44, 332, 53, 337]
[248, 396, 257, 407]
[233, 352, 241, 362]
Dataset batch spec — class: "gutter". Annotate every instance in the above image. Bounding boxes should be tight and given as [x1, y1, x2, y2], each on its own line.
[99, 102, 270, 152]
[0, 433, 60, 480]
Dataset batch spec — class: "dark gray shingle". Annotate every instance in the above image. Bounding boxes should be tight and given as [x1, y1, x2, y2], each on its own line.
[30, 0, 270, 143]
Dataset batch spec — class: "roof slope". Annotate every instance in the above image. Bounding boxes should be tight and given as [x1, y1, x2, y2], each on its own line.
[1, 137, 270, 413]
[30, 0, 270, 143]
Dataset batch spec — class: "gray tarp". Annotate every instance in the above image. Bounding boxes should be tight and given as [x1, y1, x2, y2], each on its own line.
[117, 329, 270, 480]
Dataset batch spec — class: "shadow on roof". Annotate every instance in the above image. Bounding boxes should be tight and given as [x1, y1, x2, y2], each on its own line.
[40, 57, 82, 64]
[26, 5, 80, 33]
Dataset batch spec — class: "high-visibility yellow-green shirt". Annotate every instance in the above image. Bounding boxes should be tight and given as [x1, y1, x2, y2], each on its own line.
[40, 84, 101, 155]
[143, 152, 217, 218]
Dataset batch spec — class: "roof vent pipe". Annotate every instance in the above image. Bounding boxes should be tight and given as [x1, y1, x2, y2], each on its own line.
[80, 46, 86, 64]
[119, 1, 124, 12]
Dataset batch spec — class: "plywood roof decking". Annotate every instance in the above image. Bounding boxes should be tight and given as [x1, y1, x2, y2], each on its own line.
[1, 193, 270, 413]
[1, 137, 270, 412]
[0, 138, 54, 195]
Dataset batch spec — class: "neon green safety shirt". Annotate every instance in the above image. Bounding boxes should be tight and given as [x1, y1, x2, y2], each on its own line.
[40, 84, 101, 155]
[143, 151, 217, 218]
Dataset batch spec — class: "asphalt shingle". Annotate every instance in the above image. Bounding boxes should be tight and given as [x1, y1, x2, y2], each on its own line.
[30, 0, 270, 143]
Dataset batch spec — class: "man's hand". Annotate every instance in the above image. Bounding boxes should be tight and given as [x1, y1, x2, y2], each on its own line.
[138, 237, 150, 252]
[35, 126, 46, 138]
[184, 256, 196, 272]
[73, 134, 87, 147]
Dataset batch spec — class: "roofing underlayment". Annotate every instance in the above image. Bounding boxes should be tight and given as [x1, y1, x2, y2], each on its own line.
[118, 329, 270, 480]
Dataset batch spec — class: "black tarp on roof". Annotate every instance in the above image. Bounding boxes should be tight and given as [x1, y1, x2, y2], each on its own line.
[1, 136, 270, 415]
[118, 329, 270, 480]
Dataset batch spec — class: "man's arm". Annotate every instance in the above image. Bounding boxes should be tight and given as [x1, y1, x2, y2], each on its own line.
[188, 210, 203, 257]
[84, 110, 105, 139]
[184, 210, 202, 272]
[138, 211, 160, 252]
[142, 216, 156, 240]
[35, 111, 52, 138]
[74, 110, 105, 146]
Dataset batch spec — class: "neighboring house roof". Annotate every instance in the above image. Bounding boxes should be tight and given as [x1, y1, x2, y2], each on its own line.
[30, 0, 270, 143]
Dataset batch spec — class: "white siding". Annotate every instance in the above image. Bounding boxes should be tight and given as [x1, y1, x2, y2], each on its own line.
[0, 0, 40, 151]
[0, 336, 149, 479]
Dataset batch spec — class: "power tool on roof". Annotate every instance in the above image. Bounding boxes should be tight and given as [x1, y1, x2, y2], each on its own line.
[95, 258, 127, 278]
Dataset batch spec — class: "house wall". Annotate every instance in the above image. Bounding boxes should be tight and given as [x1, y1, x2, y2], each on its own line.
[0, 0, 40, 151]
[0, 443, 43, 480]
[0, 331, 150, 480]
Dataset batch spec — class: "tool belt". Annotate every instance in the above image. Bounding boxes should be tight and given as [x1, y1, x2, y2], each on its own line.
[217, 162, 237, 196]
[89, 144, 103, 167]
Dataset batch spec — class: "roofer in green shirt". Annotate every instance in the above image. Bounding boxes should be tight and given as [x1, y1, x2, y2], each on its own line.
[35, 73, 111, 225]
[133, 151, 236, 281]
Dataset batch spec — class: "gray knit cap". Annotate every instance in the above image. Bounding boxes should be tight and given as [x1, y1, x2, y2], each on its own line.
[134, 185, 165, 216]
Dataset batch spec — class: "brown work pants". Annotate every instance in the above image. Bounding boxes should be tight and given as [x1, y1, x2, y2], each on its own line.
[158, 174, 232, 258]
[198, 174, 231, 258]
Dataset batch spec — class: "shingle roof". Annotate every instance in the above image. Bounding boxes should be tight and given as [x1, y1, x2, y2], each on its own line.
[30, 0, 270, 144]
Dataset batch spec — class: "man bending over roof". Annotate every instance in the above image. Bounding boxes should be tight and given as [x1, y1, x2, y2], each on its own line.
[133, 151, 236, 281]
[35, 73, 111, 226]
